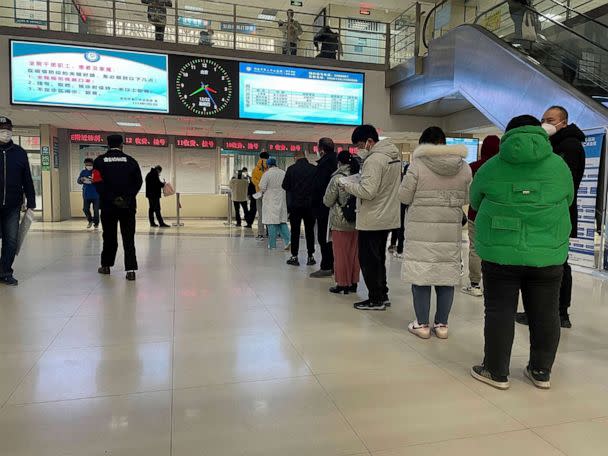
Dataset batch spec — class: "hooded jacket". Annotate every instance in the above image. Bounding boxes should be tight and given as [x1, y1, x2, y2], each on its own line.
[470, 126, 574, 267]
[399, 143, 472, 286]
[323, 163, 356, 232]
[251, 158, 268, 193]
[342, 139, 402, 231]
[0, 141, 36, 209]
[468, 135, 500, 222]
[550, 123, 586, 238]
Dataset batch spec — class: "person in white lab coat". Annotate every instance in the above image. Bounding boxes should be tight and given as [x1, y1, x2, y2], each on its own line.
[259, 158, 290, 249]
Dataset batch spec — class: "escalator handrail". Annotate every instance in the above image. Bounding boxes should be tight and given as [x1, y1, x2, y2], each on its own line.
[541, 0, 608, 31]
[474, 1, 608, 54]
[422, 0, 449, 49]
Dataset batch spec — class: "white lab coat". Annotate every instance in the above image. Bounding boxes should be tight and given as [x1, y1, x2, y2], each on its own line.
[259, 167, 288, 225]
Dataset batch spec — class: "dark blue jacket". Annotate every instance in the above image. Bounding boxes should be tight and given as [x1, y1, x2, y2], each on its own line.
[78, 169, 99, 200]
[0, 141, 36, 209]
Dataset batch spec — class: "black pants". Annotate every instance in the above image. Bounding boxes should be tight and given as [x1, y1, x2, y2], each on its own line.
[390, 204, 407, 253]
[358, 230, 390, 302]
[482, 261, 563, 377]
[315, 207, 333, 270]
[283, 41, 297, 55]
[154, 25, 165, 41]
[0, 206, 20, 277]
[559, 260, 572, 317]
[246, 198, 257, 226]
[233, 201, 249, 226]
[101, 206, 138, 271]
[83, 198, 100, 225]
[148, 197, 165, 226]
[289, 207, 315, 257]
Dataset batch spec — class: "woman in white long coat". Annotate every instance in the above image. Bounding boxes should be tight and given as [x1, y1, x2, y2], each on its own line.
[259, 158, 291, 249]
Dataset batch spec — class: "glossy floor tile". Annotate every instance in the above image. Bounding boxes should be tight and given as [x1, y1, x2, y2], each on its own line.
[0, 227, 607, 455]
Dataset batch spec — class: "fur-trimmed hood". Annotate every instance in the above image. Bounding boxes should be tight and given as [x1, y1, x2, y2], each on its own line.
[413, 143, 468, 176]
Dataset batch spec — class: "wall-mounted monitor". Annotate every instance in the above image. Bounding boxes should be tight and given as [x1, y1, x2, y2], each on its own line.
[238, 62, 364, 125]
[10, 40, 169, 113]
[446, 137, 479, 163]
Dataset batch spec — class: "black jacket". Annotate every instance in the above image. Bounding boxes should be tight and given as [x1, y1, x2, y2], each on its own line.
[145, 168, 165, 199]
[93, 148, 143, 210]
[0, 141, 36, 209]
[282, 158, 317, 210]
[312, 151, 338, 208]
[550, 124, 586, 238]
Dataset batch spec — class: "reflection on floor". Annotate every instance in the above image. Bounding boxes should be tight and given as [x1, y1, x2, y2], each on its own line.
[0, 228, 607, 455]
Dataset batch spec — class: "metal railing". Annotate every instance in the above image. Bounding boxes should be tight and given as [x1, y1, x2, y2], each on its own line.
[389, 2, 421, 69]
[0, 0, 390, 65]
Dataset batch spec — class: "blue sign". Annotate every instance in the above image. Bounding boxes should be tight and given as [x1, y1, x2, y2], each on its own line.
[220, 22, 257, 34]
[239, 62, 364, 125]
[446, 137, 479, 163]
[10, 41, 169, 113]
[178, 17, 211, 29]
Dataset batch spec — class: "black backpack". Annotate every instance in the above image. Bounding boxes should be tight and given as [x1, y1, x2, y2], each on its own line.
[338, 173, 357, 223]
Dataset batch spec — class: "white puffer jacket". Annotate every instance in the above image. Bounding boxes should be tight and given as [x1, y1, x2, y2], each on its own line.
[399, 143, 472, 286]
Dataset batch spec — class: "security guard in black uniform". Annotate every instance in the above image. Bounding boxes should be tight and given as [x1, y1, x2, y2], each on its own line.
[93, 134, 143, 281]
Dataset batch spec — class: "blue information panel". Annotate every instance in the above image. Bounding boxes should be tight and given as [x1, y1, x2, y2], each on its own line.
[239, 62, 364, 125]
[11, 41, 169, 113]
[446, 137, 479, 163]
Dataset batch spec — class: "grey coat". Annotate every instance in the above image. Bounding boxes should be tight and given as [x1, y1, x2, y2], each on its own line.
[323, 164, 356, 232]
[399, 143, 472, 286]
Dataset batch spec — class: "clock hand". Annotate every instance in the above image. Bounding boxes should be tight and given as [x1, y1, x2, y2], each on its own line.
[188, 84, 207, 97]
[206, 86, 218, 94]
[204, 87, 218, 109]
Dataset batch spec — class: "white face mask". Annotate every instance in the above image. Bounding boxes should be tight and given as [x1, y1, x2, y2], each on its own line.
[85, 165, 93, 171]
[0, 130, 12, 143]
[541, 120, 564, 137]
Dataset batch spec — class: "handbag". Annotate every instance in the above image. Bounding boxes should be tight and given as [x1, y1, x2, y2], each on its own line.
[163, 182, 175, 197]
[521, 10, 538, 41]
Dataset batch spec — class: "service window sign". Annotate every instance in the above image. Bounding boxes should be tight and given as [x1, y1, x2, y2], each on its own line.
[124, 134, 169, 147]
[176, 136, 217, 149]
[10, 41, 169, 113]
[69, 131, 106, 144]
[222, 139, 264, 151]
[267, 141, 304, 153]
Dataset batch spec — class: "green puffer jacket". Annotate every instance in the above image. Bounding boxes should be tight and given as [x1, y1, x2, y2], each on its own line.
[470, 126, 574, 267]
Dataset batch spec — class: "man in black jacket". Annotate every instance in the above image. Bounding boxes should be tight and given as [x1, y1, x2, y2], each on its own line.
[0, 117, 36, 286]
[517, 106, 586, 328]
[145, 165, 168, 228]
[310, 137, 338, 278]
[282, 150, 317, 266]
[93, 134, 143, 281]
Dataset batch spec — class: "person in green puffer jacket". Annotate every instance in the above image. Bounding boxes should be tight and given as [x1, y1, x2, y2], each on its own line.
[469, 115, 574, 392]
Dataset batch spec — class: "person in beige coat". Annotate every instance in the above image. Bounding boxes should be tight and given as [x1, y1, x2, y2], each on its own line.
[399, 127, 472, 339]
[342, 125, 402, 311]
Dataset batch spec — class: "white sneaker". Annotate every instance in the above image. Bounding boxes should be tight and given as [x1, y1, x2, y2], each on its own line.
[284, 243, 291, 251]
[433, 323, 449, 339]
[393, 252, 404, 260]
[408, 321, 431, 339]
[462, 285, 483, 297]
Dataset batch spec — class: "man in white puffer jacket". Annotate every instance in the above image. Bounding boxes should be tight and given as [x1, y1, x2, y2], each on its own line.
[342, 125, 402, 311]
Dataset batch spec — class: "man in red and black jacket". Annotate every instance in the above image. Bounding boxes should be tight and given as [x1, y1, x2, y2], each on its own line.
[462, 135, 500, 297]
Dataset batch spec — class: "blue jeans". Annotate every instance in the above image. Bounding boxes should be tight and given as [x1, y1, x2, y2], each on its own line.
[268, 223, 290, 249]
[0, 206, 21, 277]
[412, 285, 455, 325]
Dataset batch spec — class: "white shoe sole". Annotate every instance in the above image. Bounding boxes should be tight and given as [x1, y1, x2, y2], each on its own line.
[524, 368, 551, 389]
[470, 368, 510, 390]
[408, 326, 431, 339]
[433, 328, 448, 339]
[461, 288, 483, 297]
[354, 305, 386, 311]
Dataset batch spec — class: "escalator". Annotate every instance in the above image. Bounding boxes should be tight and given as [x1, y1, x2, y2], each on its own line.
[390, 0, 608, 130]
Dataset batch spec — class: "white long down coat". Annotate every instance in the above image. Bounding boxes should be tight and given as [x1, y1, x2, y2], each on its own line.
[260, 166, 288, 225]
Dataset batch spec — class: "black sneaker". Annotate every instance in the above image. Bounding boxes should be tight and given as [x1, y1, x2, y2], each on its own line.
[353, 300, 386, 311]
[0, 275, 18, 286]
[525, 366, 551, 389]
[306, 256, 317, 266]
[560, 316, 572, 329]
[310, 269, 333, 278]
[159, 224, 170, 228]
[286, 256, 300, 266]
[126, 271, 136, 281]
[515, 312, 529, 326]
[150, 223, 159, 227]
[470, 365, 510, 390]
[382, 295, 391, 307]
[98, 266, 111, 275]
[349, 284, 358, 293]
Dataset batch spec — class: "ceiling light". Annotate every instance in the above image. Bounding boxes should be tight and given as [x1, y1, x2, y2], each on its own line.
[116, 121, 141, 127]
[253, 130, 275, 135]
[258, 9, 278, 21]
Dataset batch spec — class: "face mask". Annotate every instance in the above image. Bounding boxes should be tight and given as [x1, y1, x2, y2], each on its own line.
[85, 166, 93, 171]
[541, 120, 564, 137]
[0, 130, 12, 143]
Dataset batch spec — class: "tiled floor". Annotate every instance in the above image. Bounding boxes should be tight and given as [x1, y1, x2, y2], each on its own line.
[1, 223, 608, 455]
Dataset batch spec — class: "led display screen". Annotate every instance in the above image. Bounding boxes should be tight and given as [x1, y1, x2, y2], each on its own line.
[10, 41, 169, 113]
[446, 137, 479, 163]
[239, 62, 364, 125]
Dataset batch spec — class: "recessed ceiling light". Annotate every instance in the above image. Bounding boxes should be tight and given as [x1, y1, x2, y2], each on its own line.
[253, 130, 276, 135]
[116, 121, 141, 127]
[258, 8, 278, 21]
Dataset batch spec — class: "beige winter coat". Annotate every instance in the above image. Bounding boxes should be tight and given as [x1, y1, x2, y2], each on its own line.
[399, 143, 472, 286]
[342, 139, 402, 231]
